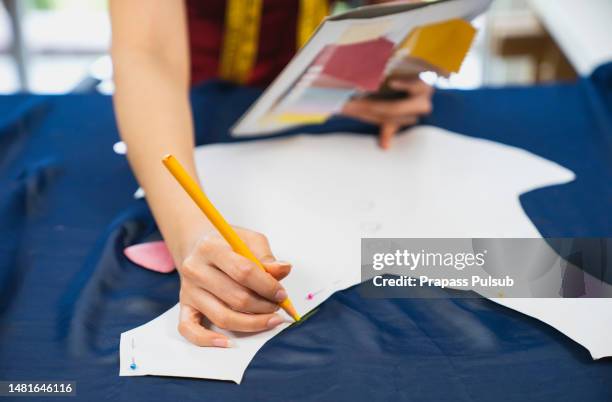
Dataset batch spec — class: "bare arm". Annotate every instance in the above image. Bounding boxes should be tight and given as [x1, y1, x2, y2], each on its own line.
[110, 0, 204, 262]
[110, 0, 290, 346]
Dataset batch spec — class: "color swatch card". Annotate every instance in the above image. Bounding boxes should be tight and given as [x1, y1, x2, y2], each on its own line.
[233, 0, 488, 136]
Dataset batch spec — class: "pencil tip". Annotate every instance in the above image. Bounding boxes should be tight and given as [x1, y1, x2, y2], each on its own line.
[280, 299, 300, 322]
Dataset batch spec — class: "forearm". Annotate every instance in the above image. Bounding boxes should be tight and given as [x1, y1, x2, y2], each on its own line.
[112, 51, 212, 264]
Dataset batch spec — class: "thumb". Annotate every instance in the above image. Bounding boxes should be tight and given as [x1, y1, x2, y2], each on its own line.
[262, 260, 292, 280]
[379, 122, 399, 150]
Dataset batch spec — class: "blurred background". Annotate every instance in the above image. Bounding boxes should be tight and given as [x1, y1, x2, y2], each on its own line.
[0, 0, 591, 95]
[0, 0, 111, 93]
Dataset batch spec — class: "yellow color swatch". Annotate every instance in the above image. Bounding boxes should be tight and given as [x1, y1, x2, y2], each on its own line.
[398, 18, 476, 75]
[273, 112, 329, 125]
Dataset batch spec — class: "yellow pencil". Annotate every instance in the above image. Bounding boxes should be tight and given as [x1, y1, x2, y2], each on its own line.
[162, 154, 301, 321]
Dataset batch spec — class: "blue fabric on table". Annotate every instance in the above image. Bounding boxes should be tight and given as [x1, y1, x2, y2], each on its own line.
[0, 63, 611, 401]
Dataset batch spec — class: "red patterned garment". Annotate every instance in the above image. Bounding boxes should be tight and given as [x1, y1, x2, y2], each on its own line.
[185, 0, 302, 87]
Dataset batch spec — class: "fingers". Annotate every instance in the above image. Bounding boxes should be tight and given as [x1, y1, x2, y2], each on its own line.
[242, 230, 275, 263]
[367, 94, 432, 121]
[185, 286, 285, 332]
[340, 78, 433, 130]
[262, 260, 292, 280]
[342, 96, 430, 125]
[177, 229, 292, 345]
[235, 230, 293, 293]
[183, 260, 279, 313]
[180, 231, 291, 316]
[379, 122, 400, 150]
[224, 228, 292, 280]
[177, 304, 230, 347]
[190, 237, 287, 303]
[215, 252, 287, 302]
[341, 100, 385, 125]
[388, 78, 434, 96]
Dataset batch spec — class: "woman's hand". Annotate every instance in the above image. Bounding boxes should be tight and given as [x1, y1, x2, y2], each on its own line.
[341, 78, 434, 149]
[177, 227, 291, 347]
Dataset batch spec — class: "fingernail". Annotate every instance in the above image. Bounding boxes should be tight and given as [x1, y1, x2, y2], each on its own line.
[267, 315, 284, 328]
[274, 289, 288, 302]
[267, 261, 292, 270]
[212, 338, 230, 348]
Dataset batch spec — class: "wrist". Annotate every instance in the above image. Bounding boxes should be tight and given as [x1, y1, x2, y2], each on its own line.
[162, 213, 215, 269]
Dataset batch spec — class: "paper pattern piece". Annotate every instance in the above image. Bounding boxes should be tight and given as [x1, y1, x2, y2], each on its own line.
[120, 126, 610, 383]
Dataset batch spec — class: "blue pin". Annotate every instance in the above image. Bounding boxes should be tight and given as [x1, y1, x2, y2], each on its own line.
[130, 362, 137, 370]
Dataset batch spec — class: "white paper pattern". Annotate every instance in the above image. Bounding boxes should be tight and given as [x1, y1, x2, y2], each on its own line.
[120, 127, 610, 383]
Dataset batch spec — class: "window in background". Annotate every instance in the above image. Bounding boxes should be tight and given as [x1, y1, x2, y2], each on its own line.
[0, 0, 110, 94]
[0, 0, 508, 95]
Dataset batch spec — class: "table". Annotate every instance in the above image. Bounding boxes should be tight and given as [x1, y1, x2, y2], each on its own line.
[0, 63, 611, 401]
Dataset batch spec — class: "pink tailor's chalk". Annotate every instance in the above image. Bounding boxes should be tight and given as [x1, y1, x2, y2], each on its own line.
[124, 241, 175, 273]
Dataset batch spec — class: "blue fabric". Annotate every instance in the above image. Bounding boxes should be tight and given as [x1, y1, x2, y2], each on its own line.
[1, 63, 611, 401]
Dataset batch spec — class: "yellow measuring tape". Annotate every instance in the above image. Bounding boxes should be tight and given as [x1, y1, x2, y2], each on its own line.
[219, 0, 328, 84]
[297, 0, 329, 50]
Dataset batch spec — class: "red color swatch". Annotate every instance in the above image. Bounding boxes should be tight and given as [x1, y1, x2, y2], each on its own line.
[314, 37, 394, 91]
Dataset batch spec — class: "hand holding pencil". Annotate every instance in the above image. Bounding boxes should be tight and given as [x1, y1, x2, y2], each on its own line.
[162, 155, 300, 348]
